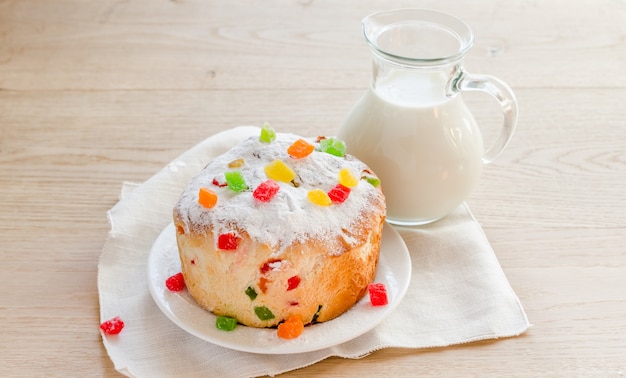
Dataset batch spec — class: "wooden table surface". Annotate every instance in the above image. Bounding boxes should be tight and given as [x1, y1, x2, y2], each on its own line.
[1, 0, 625, 376]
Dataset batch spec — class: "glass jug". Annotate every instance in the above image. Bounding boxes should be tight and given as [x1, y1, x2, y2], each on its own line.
[338, 9, 518, 226]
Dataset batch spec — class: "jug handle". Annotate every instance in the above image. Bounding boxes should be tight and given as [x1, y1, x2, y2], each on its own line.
[456, 70, 518, 164]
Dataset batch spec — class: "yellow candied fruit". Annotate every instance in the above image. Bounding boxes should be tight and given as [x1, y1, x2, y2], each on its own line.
[228, 158, 245, 168]
[338, 168, 358, 187]
[307, 189, 332, 206]
[264, 159, 296, 183]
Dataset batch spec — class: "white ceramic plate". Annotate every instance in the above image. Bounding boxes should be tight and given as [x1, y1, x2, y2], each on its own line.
[147, 222, 411, 354]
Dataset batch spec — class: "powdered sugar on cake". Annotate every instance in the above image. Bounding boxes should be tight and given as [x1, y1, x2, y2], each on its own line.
[175, 132, 383, 255]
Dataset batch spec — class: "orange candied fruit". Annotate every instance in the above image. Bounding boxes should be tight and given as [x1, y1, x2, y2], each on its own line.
[277, 315, 304, 339]
[198, 187, 218, 209]
[287, 138, 315, 159]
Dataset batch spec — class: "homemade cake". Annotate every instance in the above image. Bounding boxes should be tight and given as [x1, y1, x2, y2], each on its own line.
[173, 125, 386, 328]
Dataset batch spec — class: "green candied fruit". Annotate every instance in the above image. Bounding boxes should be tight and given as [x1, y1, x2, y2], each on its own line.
[318, 137, 346, 157]
[254, 306, 275, 321]
[245, 286, 258, 301]
[311, 305, 323, 324]
[215, 316, 238, 331]
[259, 122, 276, 143]
[363, 175, 381, 187]
[224, 170, 248, 192]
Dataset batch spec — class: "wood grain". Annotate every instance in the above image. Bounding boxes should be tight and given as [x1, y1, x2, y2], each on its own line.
[1, 0, 625, 376]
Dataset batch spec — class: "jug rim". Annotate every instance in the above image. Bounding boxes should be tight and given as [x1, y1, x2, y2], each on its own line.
[362, 8, 474, 66]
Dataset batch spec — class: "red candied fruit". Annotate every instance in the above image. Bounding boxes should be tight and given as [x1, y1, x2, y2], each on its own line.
[260, 259, 283, 274]
[100, 316, 125, 335]
[368, 283, 388, 306]
[253, 179, 280, 202]
[212, 175, 228, 187]
[327, 184, 351, 204]
[166, 272, 185, 292]
[287, 275, 301, 291]
[218, 233, 239, 250]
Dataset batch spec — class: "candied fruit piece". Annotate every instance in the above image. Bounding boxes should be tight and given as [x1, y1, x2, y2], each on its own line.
[311, 305, 323, 324]
[368, 283, 388, 306]
[318, 137, 346, 157]
[287, 138, 315, 159]
[363, 175, 381, 187]
[100, 316, 124, 335]
[327, 184, 351, 204]
[260, 259, 283, 274]
[338, 168, 358, 187]
[198, 187, 218, 209]
[165, 272, 185, 292]
[228, 158, 245, 168]
[264, 159, 296, 183]
[258, 277, 269, 294]
[212, 174, 228, 187]
[260, 122, 276, 143]
[287, 275, 301, 291]
[224, 170, 248, 192]
[277, 315, 304, 340]
[217, 233, 239, 250]
[307, 189, 332, 206]
[245, 286, 258, 300]
[215, 316, 238, 331]
[253, 179, 280, 202]
[254, 306, 275, 321]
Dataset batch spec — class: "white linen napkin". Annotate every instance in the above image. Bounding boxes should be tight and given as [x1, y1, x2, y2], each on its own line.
[98, 126, 530, 378]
